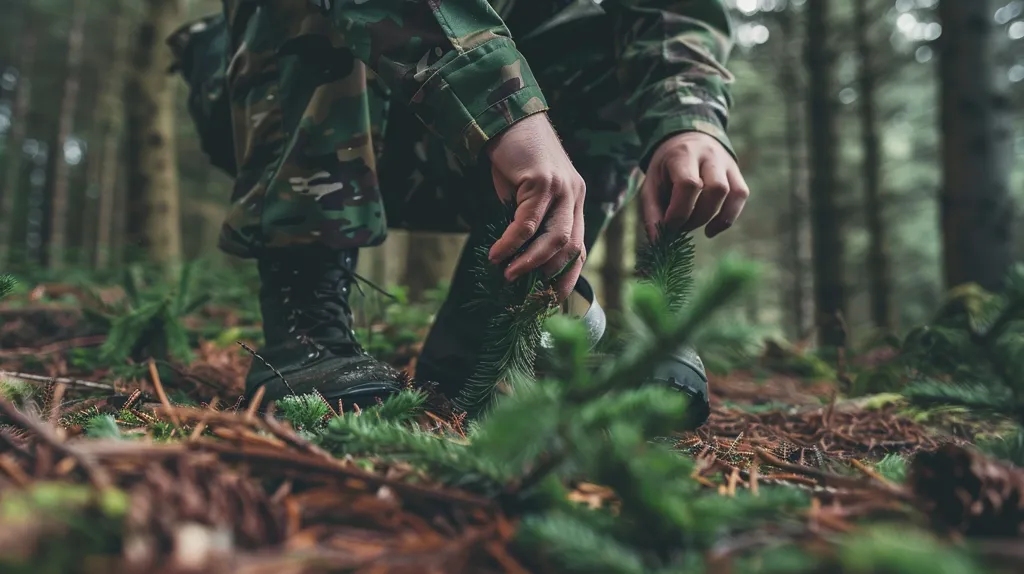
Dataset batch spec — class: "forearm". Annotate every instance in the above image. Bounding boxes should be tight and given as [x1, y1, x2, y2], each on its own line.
[613, 0, 736, 169]
[324, 0, 549, 163]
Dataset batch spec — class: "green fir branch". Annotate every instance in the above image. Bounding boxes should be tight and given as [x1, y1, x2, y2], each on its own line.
[635, 225, 695, 313]
[455, 201, 558, 417]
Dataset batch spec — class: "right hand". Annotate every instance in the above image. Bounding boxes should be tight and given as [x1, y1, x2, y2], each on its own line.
[485, 112, 587, 303]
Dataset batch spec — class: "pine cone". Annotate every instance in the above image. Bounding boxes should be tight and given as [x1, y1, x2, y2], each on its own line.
[909, 443, 1024, 537]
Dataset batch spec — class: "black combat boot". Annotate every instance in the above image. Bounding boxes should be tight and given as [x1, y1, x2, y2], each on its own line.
[245, 245, 404, 407]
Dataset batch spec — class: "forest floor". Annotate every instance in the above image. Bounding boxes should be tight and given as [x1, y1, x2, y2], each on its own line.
[0, 277, 1021, 573]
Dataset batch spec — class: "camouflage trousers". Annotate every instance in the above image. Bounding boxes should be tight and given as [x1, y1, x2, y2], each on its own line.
[217, 93, 644, 260]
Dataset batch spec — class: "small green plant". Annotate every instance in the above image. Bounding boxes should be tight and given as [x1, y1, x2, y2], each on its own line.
[874, 454, 909, 483]
[84, 415, 123, 440]
[89, 262, 210, 365]
[277, 394, 332, 433]
[899, 264, 1024, 426]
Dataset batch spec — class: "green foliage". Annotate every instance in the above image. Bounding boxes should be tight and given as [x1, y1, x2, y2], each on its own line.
[689, 318, 770, 374]
[0, 274, 15, 300]
[0, 379, 36, 406]
[0, 482, 129, 574]
[455, 202, 559, 417]
[84, 415, 122, 440]
[835, 524, 983, 574]
[93, 262, 210, 365]
[316, 256, 785, 571]
[893, 264, 1024, 427]
[635, 225, 695, 313]
[873, 454, 908, 483]
[975, 427, 1024, 467]
[277, 394, 332, 432]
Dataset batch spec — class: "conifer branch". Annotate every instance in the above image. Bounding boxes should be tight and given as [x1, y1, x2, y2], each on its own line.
[635, 225, 696, 313]
[455, 201, 559, 417]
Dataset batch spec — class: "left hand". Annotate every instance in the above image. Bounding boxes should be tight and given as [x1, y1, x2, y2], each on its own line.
[640, 132, 750, 241]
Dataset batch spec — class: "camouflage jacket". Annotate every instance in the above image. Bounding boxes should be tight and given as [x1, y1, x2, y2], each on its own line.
[168, 0, 735, 253]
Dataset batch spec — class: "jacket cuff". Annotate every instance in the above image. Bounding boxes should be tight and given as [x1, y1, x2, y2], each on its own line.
[639, 108, 735, 172]
[411, 37, 549, 165]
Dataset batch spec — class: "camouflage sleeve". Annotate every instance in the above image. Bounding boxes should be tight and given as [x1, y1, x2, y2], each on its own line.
[322, 0, 549, 164]
[613, 0, 736, 169]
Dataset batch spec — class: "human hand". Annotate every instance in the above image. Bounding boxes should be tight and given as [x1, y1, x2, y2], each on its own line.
[640, 132, 750, 241]
[485, 112, 586, 303]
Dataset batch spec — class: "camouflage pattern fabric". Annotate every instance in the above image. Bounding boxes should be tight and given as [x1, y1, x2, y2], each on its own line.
[170, 0, 735, 257]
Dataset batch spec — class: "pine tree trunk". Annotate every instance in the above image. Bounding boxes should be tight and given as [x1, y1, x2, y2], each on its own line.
[780, 68, 810, 340]
[94, 0, 132, 270]
[403, 232, 465, 301]
[938, 0, 1013, 291]
[0, 24, 37, 268]
[47, 0, 88, 270]
[124, 0, 184, 273]
[805, 0, 846, 348]
[775, 9, 812, 341]
[854, 0, 893, 332]
[600, 209, 626, 313]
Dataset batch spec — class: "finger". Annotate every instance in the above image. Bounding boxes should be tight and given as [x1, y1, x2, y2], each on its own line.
[553, 249, 585, 303]
[640, 171, 664, 242]
[682, 160, 729, 233]
[489, 188, 550, 263]
[706, 168, 750, 238]
[540, 197, 585, 279]
[505, 195, 574, 281]
[661, 151, 703, 231]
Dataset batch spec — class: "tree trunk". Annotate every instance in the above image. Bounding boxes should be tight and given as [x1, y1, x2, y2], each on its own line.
[805, 0, 846, 348]
[0, 24, 37, 267]
[600, 207, 626, 313]
[854, 0, 893, 332]
[777, 9, 812, 342]
[95, 0, 132, 270]
[938, 0, 1013, 291]
[47, 0, 88, 270]
[778, 57, 811, 340]
[124, 0, 184, 273]
[403, 232, 465, 301]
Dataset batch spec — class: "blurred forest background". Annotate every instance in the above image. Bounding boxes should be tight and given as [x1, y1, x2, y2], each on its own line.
[0, 0, 1022, 348]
